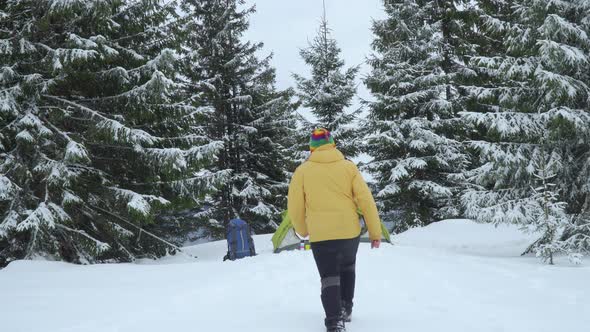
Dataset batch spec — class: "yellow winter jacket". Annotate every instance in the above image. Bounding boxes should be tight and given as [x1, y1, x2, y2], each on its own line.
[287, 145, 382, 242]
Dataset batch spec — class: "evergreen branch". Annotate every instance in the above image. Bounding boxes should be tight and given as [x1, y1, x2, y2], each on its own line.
[43, 95, 114, 122]
[114, 239, 137, 260]
[43, 95, 158, 145]
[91, 156, 129, 162]
[465, 140, 542, 147]
[129, 171, 225, 187]
[43, 118, 72, 143]
[521, 237, 543, 256]
[55, 224, 110, 252]
[87, 205, 195, 258]
[110, 17, 181, 46]
[0, 118, 18, 132]
[0, 86, 19, 94]
[159, 134, 210, 142]
[470, 193, 532, 210]
[111, 0, 178, 20]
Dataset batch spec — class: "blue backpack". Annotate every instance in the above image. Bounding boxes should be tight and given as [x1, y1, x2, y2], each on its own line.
[224, 219, 256, 261]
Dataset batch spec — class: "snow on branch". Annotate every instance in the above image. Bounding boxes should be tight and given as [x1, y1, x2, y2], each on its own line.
[119, 49, 177, 80]
[0, 175, 19, 201]
[47, 0, 88, 13]
[238, 178, 271, 199]
[33, 156, 83, 187]
[0, 66, 16, 84]
[251, 201, 275, 219]
[113, 45, 145, 61]
[89, 35, 119, 57]
[16, 129, 35, 144]
[184, 140, 224, 162]
[538, 40, 588, 67]
[462, 189, 535, 226]
[95, 119, 156, 145]
[143, 147, 187, 171]
[121, 70, 179, 104]
[40, 43, 99, 66]
[67, 33, 99, 49]
[460, 111, 545, 138]
[535, 67, 586, 99]
[143, 140, 223, 171]
[409, 180, 453, 199]
[377, 183, 401, 197]
[0, 89, 19, 115]
[16, 202, 70, 232]
[144, 49, 178, 73]
[56, 224, 111, 254]
[62, 191, 83, 206]
[110, 188, 170, 218]
[540, 14, 590, 48]
[237, 124, 257, 135]
[389, 158, 427, 182]
[162, 169, 231, 198]
[481, 14, 509, 34]
[562, 221, 590, 257]
[64, 141, 90, 164]
[0, 211, 19, 238]
[540, 107, 590, 131]
[18, 113, 53, 137]
[43, 95, 158, 145]
[468, 141, 539, 166]
[228, 94, 253, 105]
[365, 129, 403, 147]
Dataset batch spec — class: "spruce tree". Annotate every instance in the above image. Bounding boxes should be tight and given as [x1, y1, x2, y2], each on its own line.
[293, 10, 360, 157]
[558, 0, 590, 256]
[178, 0, 296, 236]
[524, 156, 575, 264]
[0, 0, 218, 266]
[460, 0, 590, 261]
[364, 0, 470, 232]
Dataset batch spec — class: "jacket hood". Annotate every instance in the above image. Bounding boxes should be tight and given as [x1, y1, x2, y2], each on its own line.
[308, 145, 345, 164]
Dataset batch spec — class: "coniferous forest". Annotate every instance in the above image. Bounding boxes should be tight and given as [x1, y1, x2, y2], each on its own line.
[1, 0, 590, 267]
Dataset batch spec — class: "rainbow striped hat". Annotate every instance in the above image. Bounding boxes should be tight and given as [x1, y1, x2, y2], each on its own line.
[310, 128, 335, 152]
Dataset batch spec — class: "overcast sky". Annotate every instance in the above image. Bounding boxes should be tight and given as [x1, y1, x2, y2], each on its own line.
[244, 0, 386, 121]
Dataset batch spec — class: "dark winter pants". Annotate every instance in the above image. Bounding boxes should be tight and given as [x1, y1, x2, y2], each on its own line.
[311, 236, 360, 324]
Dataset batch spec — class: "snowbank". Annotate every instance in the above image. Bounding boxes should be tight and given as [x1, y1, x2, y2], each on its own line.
[393, 219, 539, 257]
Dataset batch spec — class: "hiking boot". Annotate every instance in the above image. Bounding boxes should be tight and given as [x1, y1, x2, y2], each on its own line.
[325, 317, 346, 332]
[342, 301, 353, 322]
[341, 307, 352, 322]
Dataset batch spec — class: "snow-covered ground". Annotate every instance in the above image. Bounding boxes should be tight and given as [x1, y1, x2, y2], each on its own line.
[1, 219, 589, 332]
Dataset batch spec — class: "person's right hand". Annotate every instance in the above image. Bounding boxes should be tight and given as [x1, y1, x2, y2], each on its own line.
[371, 240, 381, 249]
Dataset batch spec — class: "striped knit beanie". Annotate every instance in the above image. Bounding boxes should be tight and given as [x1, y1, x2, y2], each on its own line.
[309, 128, 335, 152]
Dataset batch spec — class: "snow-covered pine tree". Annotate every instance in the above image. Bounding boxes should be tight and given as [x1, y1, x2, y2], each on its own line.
[0, 0, 219, 266]
[178, 0, 296, 236]
[558, 0, 590, 256]
[522, 153, 578, 264]
[363, 0, 471, 232]
[286, 110, 315, 165]
[461, 0, 590, 260]
[293, 7, 360, 157]
[561, 210, 590, 259]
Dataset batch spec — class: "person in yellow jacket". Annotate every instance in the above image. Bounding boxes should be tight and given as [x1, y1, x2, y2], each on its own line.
[288, 128, 382, 332]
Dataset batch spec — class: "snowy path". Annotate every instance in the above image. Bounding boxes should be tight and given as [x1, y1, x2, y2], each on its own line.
[1, 220, 589, 332]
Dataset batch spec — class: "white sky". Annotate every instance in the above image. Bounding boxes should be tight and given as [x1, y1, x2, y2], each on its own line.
[244, 0, 386, 121]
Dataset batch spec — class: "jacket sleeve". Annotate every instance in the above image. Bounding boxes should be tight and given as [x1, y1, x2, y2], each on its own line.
[288, 167, 308, 237]
[351, 164, 382, 241]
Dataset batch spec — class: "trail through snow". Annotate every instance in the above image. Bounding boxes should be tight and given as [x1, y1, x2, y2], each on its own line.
[1, 219, 588, 332]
